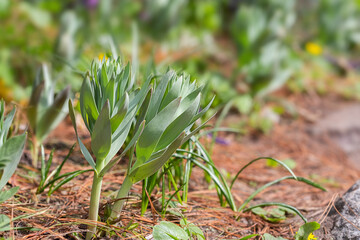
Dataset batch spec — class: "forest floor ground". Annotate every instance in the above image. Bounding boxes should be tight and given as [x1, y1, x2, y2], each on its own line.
[1, 91, 359, 239]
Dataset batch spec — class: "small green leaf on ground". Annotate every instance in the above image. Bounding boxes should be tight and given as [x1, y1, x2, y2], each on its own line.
[180, 218, 205, 240]
[262, 233, 287, 240]
[153, 221, 189, 240]
[295, 222, 320, 240]
[252, 206, 296, 223]
[0, 214, 10, 231]
[0, 187, 19, 203]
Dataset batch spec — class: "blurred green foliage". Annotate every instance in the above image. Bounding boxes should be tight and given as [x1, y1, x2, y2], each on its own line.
[1, 0, 360, 128]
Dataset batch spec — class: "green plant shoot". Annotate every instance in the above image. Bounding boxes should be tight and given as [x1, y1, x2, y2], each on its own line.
[68, 58, 149, 240]
[108, 70, 214, 221]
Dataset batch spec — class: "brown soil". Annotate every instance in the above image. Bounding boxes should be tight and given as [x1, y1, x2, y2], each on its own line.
[1, 93, 359, 239]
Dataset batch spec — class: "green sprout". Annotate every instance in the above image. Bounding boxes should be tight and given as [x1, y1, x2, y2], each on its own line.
[108, 70, 213, 222]
[68, 58, 149, 239]
[69, 57, 213, 239]
[27, 64, 70, 167]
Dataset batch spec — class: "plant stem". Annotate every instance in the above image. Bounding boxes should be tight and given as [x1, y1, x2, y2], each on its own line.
[86, 161, 104, 240]
[109, 175, 133, 222]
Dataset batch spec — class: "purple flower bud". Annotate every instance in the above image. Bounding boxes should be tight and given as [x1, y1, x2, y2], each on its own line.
[207, 133, 230, 145]
[83, 0, 99, 9]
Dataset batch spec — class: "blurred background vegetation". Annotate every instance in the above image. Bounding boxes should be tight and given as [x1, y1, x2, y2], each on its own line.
[1, 0, 360, 133]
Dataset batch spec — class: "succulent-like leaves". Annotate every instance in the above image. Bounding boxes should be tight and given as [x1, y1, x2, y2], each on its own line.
[135, 98, 181, 166]
[135, 88, 152, 131]
[104, 106, 137, 164]
[99, 121, 145, 177]
[129, 70, 210, 184]
[110, 92, 129, 133]
[130, 133, 185, 183]
[145, 71, 176, 122]
[128, 70, 212, 183]
[155, 94, 200, 151]
[80, 76, 99, 132]
[91, 101, 112, 161]
[159, 76, 182, 110]
[104, 79, 116, 110]
[72, 58, 151, 177]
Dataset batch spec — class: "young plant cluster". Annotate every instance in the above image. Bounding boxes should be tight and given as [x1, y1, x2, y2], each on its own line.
[68, 58, 213, 239]
[0, 57, 325, 240]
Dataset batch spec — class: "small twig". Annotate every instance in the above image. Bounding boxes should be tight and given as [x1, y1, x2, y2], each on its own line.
[144, 189, 161, 223]
[318, 193, 338, 224]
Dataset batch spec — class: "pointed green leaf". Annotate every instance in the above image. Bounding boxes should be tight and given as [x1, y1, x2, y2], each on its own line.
[129, 75, 152, 111]
[295, 222, 320, 240]
[180, 219, 204, 239]
[80, 76, 99, 132]
[0, 214, 10, 231]
[156, 94, 200, 151]
[91, 101, 112, 161]
[181, 113, 215, 144]
[0, 133, 26, 189]
[104, 107, 137, 164]
[146, 71, 174, 122]
[134, 88, 152, 132]
[130, 133, 185, 183]
[101, 64, 109, 88]
[159, 78, 181, 111]
[175, 89, 201, 119]
[120, 62, 131, 93]
[237, 234, 259, 240]
[110, 92, 129, 133]
[104, 79, 115, 110]
[136, 98, 181, 166]
[0, 187, 19, 203]
[99, 121, 145, 177]
[68, 99, 96, 171]
[190, 96, 215, 123]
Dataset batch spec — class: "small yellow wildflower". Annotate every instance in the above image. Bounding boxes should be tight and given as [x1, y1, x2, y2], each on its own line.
[305, 42, 322, 56]
[295, 232, 317, 240]
[98, 53, 108, 61]
[308, 233, 317, 240]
